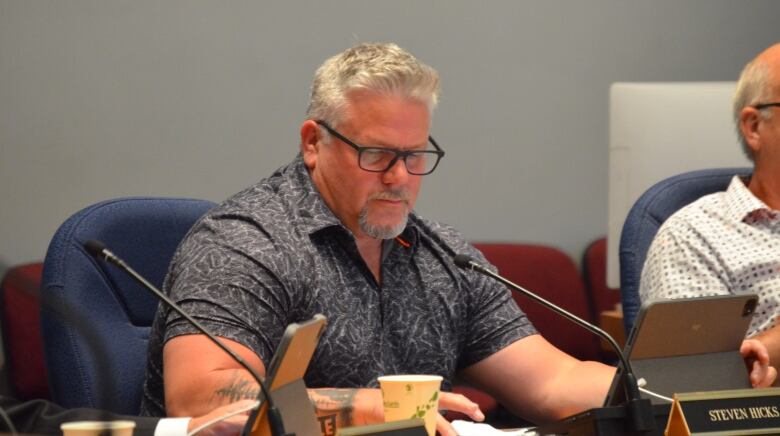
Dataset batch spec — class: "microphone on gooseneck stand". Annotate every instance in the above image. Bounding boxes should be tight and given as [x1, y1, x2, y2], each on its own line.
[452, 254, 655, 434]
[83, 240, 293, 436]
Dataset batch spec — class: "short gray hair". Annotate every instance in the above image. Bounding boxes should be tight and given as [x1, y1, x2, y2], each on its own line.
[733, 57, 773, 161]
[305, 42, 440, 129]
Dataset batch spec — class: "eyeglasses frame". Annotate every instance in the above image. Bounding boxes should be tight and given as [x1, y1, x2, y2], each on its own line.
[315, 120, 445, 175]
[753, 102, 780, 111]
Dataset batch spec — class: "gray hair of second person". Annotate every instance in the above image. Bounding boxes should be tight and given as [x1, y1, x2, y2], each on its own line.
[733, 57, 774, 161]
[305, 42, 440, 141]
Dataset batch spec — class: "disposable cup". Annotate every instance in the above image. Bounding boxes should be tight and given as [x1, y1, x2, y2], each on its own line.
[377, 374, 443, 436]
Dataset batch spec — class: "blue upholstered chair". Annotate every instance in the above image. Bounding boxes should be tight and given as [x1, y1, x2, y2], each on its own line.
[40, 197, 215, 414]
[618, 167, 752, 335]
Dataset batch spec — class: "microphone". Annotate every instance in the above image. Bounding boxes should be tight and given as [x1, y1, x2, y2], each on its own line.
[452, 254, 655, 433]
[83, 240, 292, 436]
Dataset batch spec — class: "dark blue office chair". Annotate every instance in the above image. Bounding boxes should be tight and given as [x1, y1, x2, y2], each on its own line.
[40, 197, 215, 414]
[618, 167, 752, 335]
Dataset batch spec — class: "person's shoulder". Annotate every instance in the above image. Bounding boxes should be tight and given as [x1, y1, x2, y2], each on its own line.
[657, 189, 727, 233]
[213, 180, 283, 222]
[412, 214, 460, 235]
[409, 214, 477, 256]
[201, 161, 307, 236]
[168, 165, 309, 271]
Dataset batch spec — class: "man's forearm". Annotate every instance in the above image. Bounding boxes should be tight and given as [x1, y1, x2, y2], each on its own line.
[213, 376, 370, 425]
[195, 375, 381, 436]
[307, 388, 383, 436]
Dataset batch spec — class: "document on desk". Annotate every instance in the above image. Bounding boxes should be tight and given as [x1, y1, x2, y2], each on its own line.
[451, 420, 537, 435]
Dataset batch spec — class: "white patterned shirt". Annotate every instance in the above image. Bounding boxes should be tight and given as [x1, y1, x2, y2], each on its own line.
[640, 176, 780, 336]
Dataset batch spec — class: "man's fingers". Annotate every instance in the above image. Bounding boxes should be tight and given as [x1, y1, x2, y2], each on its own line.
[436, 413, 459, 436]
[438, 392, 485, 422]
[751, 360, 778, 388]
[741, 338, 769, 363]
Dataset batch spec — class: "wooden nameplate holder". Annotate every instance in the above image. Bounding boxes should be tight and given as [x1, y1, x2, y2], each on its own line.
[666, 387, 780, 435]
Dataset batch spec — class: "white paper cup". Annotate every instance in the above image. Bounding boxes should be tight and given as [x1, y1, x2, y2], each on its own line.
[61, 420, 136, 436]
[377, 375, 443, 436]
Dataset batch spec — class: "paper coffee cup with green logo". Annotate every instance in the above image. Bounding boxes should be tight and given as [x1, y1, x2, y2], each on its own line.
[378, 375, 443, 436]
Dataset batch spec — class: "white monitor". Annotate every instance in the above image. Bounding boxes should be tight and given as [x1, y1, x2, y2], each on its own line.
[606, 82, 751, 288]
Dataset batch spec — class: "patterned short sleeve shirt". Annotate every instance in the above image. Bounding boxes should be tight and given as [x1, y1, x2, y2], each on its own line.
[640, 176, 780, 336]
[140, 155, 535, 416]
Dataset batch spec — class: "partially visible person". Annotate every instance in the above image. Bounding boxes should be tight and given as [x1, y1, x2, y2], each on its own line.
[640, 42, 780, 367]
[1, 395, 254, 436]
[141, 42, 776, 436]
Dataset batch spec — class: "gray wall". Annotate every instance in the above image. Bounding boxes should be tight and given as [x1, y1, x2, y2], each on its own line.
[2, 1, 779, 272]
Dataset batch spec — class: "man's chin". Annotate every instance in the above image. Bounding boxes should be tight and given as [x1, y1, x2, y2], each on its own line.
[359, 215, 408, 240]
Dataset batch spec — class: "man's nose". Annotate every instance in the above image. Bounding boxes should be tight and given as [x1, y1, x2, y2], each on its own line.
[382, 157, 411, 184]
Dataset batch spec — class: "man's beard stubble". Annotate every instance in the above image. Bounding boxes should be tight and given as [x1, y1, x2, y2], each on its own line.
[358, 189, 410, 239]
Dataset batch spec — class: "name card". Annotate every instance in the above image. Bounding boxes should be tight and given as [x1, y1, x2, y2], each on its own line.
[666, 387, 780, 435]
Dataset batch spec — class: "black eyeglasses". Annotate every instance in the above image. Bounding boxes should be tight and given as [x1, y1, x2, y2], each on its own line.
[753, 102, 780, 110]
[316, 120, 445, 176]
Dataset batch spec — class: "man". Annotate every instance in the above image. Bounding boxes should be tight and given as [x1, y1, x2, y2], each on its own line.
[2, 396, 253, 435]
[141, 42, 775, 435]
[640, 43, 780, 367]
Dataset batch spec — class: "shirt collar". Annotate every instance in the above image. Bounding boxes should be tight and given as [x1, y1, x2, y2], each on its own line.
[723, 175, 780, 225]
[287, 155, 344, 235]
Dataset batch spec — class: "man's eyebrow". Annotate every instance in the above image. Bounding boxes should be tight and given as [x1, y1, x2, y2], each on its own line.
[361, 135, 429, 150]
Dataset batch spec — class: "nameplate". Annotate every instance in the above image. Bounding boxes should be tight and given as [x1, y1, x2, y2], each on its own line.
[666, 387, 780, 435]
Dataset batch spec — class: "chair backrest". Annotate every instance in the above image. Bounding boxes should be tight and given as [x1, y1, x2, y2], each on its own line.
[40, 197, 215, 414]
[474, 243, 601, 362]
[0, 262, 49, 401]
[618, 167, 751, 334]
[582, 237, 620, 319]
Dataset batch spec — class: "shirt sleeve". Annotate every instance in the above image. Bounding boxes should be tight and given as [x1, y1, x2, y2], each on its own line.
[162, 216, 295, 366]
[154, 418, 191, 436]
[457, 246, 537, 368]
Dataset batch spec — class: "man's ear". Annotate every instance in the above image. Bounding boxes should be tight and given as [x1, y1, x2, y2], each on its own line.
[300, 120, 321, 169]
[740, 107, 763, 155]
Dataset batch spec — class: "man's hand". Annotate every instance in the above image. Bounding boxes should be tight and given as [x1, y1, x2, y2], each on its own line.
[436, 392, 485, 436]
[741, 338, 778, 388]
[187, 399, 257, 436]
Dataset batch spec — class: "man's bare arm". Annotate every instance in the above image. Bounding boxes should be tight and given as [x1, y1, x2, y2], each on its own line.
[164, 334, 267, 416]
[213, 371, 262, 404]
[459, 334, 615, 424]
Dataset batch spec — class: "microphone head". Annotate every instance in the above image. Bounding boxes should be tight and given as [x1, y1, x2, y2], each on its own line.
[453, 254, 475, 269]
[83, 239, 107, 258]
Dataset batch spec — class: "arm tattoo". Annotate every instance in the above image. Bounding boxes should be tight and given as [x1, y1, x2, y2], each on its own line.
[213, 372, 260, 403]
